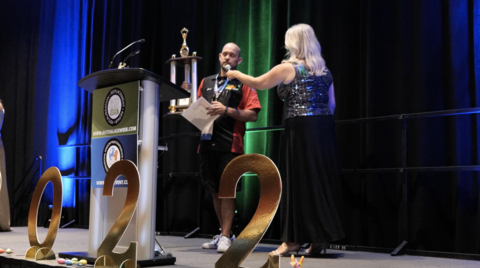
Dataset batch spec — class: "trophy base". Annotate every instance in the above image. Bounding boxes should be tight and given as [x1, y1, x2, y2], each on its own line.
[168, 105, 177, 113]
[175, 108, 188, 113]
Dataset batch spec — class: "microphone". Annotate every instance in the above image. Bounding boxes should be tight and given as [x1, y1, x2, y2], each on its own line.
[118, 49, 140, 69]
[224, 64, 231, 71]
[108, 39, 145, 69]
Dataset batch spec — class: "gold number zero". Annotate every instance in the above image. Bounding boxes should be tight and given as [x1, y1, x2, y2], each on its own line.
[26, 167, 63, 260]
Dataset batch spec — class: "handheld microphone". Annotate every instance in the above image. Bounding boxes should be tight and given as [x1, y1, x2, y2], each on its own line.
[118, 49, 141, 69]
[224, 64, 231, 71]
[108, 39, 145, 69]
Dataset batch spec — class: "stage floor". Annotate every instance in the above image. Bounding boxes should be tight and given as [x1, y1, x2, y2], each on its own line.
[0, 227, 479, 268]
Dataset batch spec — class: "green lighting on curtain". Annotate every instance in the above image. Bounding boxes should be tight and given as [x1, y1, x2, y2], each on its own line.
[217, 0, 281, 231]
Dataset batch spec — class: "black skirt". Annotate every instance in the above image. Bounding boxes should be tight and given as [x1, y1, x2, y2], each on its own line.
[280, 115, 344, 243]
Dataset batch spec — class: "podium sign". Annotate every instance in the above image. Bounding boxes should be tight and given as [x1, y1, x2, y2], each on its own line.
[91, 81, 139, 188]
[92, 81, 138, 138]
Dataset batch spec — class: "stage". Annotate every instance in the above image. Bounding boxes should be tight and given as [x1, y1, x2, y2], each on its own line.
[0, 227, 477, 268]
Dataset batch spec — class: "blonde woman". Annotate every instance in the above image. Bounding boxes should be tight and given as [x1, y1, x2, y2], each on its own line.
[227, 24, 344, 256]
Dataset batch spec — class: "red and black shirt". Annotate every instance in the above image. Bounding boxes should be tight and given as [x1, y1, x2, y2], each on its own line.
[197, 74, 261, 154]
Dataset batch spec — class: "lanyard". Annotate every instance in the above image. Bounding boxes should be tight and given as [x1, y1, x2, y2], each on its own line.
[214, 74, 229, 101]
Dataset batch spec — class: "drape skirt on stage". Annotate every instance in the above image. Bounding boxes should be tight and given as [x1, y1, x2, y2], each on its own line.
[280, 115, 344, 244]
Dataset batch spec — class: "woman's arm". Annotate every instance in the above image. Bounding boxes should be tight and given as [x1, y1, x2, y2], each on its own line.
[328, 83, 336, 115]
[227, 63, 296, 90]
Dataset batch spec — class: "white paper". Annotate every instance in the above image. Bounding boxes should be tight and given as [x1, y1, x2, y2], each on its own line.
[181, 97, 219, 140]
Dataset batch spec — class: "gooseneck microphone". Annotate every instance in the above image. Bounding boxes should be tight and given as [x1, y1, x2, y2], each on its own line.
[108, 39, 145, 69]
[118, 49, 141, 69]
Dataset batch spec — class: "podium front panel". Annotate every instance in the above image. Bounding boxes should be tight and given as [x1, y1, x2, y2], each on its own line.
[81, 69, 172, 262]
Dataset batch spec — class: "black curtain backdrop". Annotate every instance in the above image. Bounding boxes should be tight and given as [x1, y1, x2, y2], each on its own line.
[0, 0, 479, 255]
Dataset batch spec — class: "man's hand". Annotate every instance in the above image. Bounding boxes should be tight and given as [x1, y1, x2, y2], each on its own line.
[206, 101, 227, 116]
[181, 81, 191, 90]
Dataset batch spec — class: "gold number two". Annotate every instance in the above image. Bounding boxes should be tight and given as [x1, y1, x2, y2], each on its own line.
[215, 154, 282, 268]
[94, 160, 140, 268]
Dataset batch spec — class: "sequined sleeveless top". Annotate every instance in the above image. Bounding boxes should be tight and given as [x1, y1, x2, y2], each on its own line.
[277, 63, 333, 119]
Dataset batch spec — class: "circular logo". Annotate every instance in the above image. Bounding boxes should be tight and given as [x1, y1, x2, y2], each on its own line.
[104, 88, 126, 126]
[102, 139, 124, 172]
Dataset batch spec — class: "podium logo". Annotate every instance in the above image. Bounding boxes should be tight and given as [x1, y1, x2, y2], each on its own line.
[103, 138, 124, 172]
[104, 88, 126, 126]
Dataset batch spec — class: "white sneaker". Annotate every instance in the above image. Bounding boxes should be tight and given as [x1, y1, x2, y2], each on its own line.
[202, 234, 220, 249]
[217, 236, 232, 253]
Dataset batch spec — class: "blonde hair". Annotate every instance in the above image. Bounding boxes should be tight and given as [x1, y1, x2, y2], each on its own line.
[282, 24, 326, 76]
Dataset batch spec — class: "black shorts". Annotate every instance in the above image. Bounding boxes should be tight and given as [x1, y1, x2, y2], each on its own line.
[200, 150, 241, 193]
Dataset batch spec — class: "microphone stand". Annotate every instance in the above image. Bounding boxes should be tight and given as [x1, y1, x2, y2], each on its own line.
[108, 39, 145, 69]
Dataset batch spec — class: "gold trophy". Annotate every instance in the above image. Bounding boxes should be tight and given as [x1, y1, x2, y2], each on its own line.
[166, 28, 202, 113]
[180, 28, 189, 57]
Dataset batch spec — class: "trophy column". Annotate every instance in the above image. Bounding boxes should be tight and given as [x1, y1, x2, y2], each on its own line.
[166, 28, 202, 113]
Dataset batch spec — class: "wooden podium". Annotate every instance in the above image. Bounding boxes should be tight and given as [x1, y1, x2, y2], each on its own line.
[59, 68, 189, 266]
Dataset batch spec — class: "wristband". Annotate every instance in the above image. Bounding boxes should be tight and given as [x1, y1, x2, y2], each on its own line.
[224, 106, 229, 115]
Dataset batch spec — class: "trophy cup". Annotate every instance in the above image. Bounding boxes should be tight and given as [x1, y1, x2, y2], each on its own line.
[180, 28, 189, 57]
[166, 27, 202, 113]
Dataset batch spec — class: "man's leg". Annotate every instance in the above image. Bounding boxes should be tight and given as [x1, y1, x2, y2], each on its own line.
[201, 192, 223, 249]
[217, 196, 236, 253]
[212, 192, 236, 236]
[200, 152, 224, 249]
[220, 198, 235, 237]
[212, 192, 223, 227]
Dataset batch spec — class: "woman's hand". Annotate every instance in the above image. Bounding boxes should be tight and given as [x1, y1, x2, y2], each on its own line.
[226, 70, 240, 80]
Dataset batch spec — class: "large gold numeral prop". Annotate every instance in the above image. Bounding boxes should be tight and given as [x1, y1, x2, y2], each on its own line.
[0, 171, 12, 231]
[25, 167, 63, 260]
[94, 160, 140, 268]
[215, 154, 282, 268]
